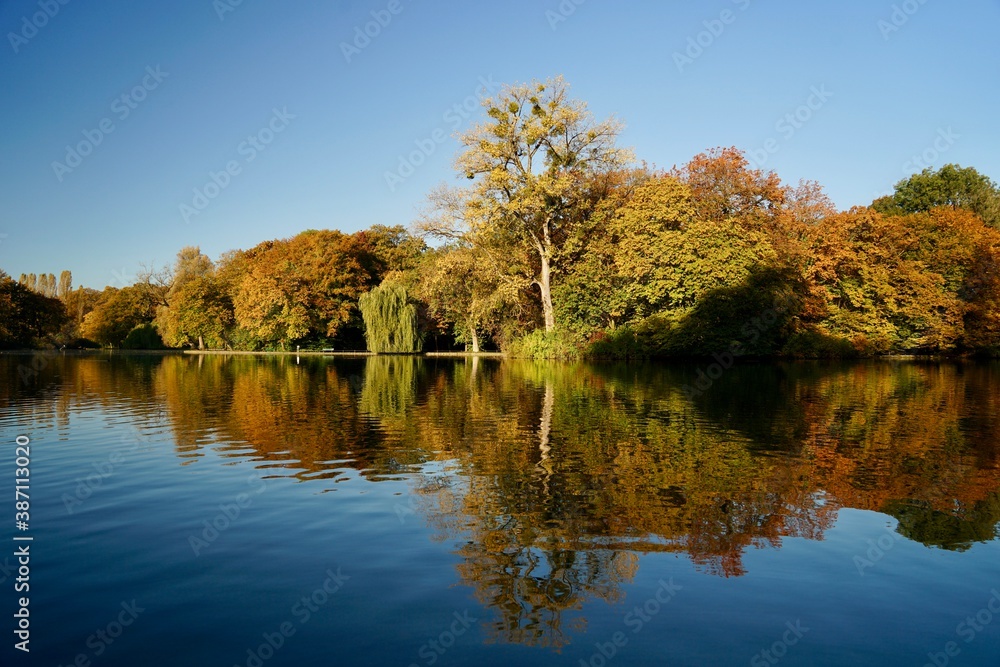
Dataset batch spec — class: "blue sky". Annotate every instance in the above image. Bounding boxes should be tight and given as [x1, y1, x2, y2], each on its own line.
[2, 0, 998, 289]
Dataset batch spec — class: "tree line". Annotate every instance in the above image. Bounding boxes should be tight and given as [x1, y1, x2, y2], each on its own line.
[3, 76, 999, 357]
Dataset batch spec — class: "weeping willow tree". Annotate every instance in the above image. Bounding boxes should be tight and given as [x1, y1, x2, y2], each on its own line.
[358, 283, 422, 353]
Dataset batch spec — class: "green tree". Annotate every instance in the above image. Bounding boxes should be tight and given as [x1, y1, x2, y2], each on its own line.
[359, 283, 422, 353]
[122, 323, 166, 350]
[358, 356, 420, 417]
[873, 164, 1000, 228]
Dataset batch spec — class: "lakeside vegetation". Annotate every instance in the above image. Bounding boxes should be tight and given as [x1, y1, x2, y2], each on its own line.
[3, 77, 999, 359]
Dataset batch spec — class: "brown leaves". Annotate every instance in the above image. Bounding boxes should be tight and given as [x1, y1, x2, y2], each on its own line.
[672, 146, 787, 227]
[803, 206, 1000, 352]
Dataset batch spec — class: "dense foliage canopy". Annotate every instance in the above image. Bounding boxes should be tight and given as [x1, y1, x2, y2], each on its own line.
[3, 79, 998, 357]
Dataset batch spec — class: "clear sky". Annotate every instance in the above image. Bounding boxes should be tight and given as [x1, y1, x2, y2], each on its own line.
[2, 0, 998, 289]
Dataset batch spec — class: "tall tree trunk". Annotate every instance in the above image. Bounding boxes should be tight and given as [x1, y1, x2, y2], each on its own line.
[539, 252, 555, 332]
[468, 318, 480, 353]
[198, 335, 204, 351]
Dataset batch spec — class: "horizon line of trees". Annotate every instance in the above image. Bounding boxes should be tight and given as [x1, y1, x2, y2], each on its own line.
[3, 76, 1000, 357]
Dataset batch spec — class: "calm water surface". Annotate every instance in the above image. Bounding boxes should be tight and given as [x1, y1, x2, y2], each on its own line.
[1, 354, 998, 666]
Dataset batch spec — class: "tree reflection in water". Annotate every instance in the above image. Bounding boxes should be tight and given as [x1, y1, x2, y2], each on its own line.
[8, 354, 998, 648]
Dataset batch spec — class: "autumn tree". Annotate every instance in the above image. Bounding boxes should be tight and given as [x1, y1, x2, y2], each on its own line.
[169, 246, 213, 288]
[19, 272, 73, 298]
[57, 270, 72, 300]
[0, 271, 68, 348]
[803, 206, 1000, 353]
[80, 285, 160, 347]
[673, 147, 787, 228]
[416, 245, 516, 352]
[229, 230, 378, 350]
[23, 273, 49, 296]
[439, 76, 632, 333]
[555, 173, 792, 352]
[155, 247, 230, 350]
[35, 273, 52, 297]
[359, 224, 427, 276]
[56, 285, 102, 345]
[230, 241, 314, 349]
[961, 241, 1000, 353]
[785, 179, 838, 226]
[677, 150, 839, 278]
[158, 275, 233, 349]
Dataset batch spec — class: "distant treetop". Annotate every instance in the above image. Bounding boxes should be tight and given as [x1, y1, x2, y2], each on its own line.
[873, 164, 1000, 228]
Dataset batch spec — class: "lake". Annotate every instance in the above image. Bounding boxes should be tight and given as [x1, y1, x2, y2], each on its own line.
[1, 354, 999, 666]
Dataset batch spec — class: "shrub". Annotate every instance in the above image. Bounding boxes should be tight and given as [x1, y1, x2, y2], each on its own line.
[508, 330, 582, 360]
[781, 330, 859, 359]
[584, 325, 648, 359]
[121, 323, 166, 350]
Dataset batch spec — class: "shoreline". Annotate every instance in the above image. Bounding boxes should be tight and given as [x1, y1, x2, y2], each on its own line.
[0, 349, 504, 358]
[183, 350, 374, 357]
[0, 349, 992, 362]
